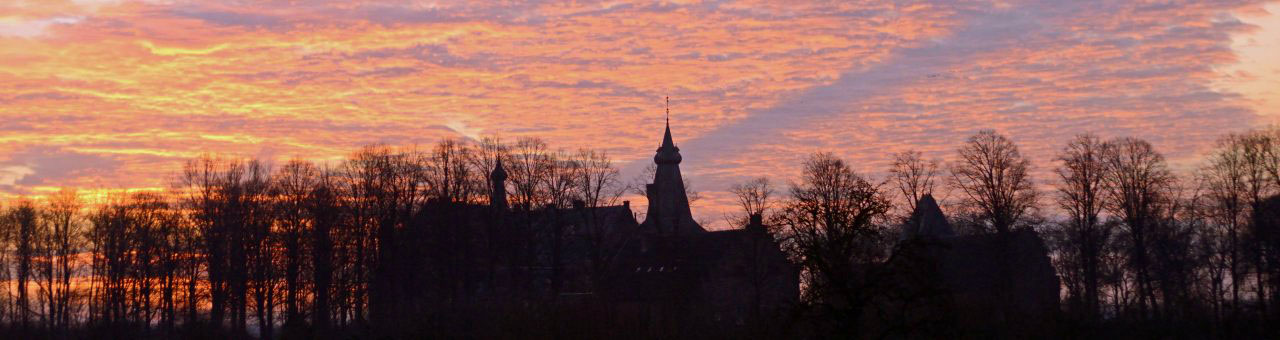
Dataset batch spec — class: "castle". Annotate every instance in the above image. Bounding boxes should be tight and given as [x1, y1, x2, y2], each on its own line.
[479, 118, 799, 331]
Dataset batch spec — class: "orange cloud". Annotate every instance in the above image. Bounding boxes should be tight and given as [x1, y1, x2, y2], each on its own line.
[0, 0, 1274, 227]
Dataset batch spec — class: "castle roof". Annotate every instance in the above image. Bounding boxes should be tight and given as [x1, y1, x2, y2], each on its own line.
[641, 115, 704, 235]
[900, 194, 954, 241]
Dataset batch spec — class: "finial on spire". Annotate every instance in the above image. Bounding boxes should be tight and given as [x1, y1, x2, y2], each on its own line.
[655, 96, 681, 164]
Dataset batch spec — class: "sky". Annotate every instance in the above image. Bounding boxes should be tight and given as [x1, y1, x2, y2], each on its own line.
[1, 0, 1278, 228]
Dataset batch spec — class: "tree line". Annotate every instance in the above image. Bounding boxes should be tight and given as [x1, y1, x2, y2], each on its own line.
[0, 128, 1279, 338]
[0, 137, 631, 339]
[741, 128, 1280, 337]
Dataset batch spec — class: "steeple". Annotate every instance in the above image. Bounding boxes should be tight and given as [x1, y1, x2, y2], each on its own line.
[655, 97, 682, 165]
[642, 99, 704, 235]
[490, 158, 508, 210]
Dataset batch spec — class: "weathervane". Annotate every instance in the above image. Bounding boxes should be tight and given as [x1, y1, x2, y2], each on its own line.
[665, 96, 670, 125]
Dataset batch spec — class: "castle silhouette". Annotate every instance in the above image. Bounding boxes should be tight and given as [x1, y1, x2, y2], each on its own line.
[477, 119, 799, 330]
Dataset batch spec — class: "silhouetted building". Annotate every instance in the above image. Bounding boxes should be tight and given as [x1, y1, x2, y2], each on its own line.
[886, 195, 1059, 334]
[478, 120, 798, 332]
[605, 121, 798, 331]
[899, 194, 955, 241]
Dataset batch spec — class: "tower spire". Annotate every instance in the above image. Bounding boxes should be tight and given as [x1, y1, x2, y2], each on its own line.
[643, 98, 703, 235]
[657, 96, 678, 156]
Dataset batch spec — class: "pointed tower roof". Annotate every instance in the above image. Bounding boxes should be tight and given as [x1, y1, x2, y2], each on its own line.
[654, 119, 683, 165]
[489, 158, 509, 210]
[490, 158, 508, 181]
[900, 194, 954, 241]
[642, 100, 704, 235]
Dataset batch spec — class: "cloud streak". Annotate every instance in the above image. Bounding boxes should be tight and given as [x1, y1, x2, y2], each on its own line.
[0, 0, 1274, 226]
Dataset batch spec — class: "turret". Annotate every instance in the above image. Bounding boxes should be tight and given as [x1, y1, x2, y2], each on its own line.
[641, 103, 704, 236]
[490, 158, 508, 210]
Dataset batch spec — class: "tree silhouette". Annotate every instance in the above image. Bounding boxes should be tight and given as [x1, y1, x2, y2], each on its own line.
[889, 150, 940, 215]
[3, 129, 1280, 338]
[774, 152, 890, 336]
[1052, 134, 1110, 320]
[948, 130, 1037, 235]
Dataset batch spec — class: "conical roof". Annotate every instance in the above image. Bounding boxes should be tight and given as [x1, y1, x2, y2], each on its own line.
[642, 117, 703, 235]
[654, 120, 682, 164]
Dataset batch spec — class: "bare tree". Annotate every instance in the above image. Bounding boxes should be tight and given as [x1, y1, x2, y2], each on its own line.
[1230, 132, 1277, 315]
[470, 136, 511, 205]
[0, 202, 7, 327]
[508, 137, 552, 210]
[727, 177, 774, 228]
[426, 139, 478, 204]
[11, 199, 38, 331]
[468, 137, 511, 299]
[774, 152, 890, 334]
[1103, 137, 1174, 318]
[1052, 134, 1110, 319]
[127, 192, 168, 332]
[180, 156, 231, 331]
[1261, 127, 1280, 189]
[343, 145, 427, 332]
[88, 194, 131, 333]
[1198, 132, 1280, 318]
[41, 189, 84, 333]
[274, 160, 318, 333]
[309, 166, 340, 334]
[151, 192, 184, 336]
[568, 148, 624, 296]
[544, 149, 581, 210]
[728, 176, 785, 325]
[948, 130, 1038, 234]
[178, 156, 271, 335]
[0, 201, 8, 326]
[889, 150, 940, 213]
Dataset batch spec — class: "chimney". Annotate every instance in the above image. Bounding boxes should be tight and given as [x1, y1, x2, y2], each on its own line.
[747, 213, 764, 232]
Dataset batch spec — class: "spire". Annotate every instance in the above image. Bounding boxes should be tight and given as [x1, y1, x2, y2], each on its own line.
[655, 97, 682, 165]
[642, 99, 703, 235]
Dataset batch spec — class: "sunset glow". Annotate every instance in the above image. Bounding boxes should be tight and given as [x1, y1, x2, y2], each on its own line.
[2, 0, 1278, 226]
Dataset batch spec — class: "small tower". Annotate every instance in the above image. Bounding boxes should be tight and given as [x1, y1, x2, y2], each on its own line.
[490, 158, 509, 211]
